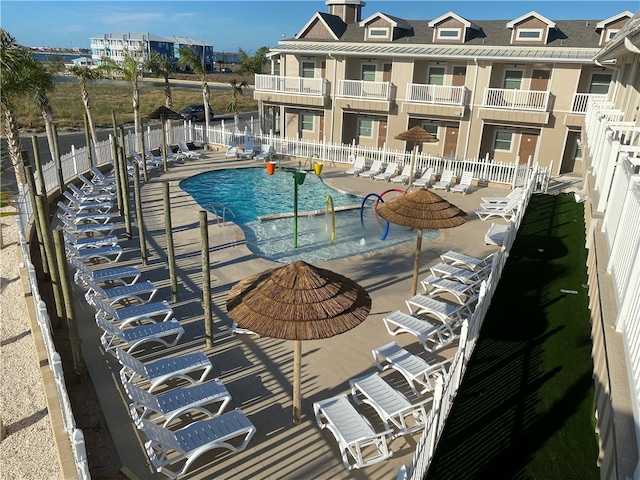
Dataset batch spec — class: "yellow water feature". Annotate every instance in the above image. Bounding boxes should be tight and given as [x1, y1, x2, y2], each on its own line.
[325, 195, 335, 243]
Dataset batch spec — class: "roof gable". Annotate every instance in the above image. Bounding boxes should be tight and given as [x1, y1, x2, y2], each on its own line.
[428, 12, 475, 29]
[596, 11, 634, 31]
[296, 12, 346, 40]
[507, 11, 556, 29]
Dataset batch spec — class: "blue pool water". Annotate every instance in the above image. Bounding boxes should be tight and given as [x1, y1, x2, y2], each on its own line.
[179, 167, 439, 263]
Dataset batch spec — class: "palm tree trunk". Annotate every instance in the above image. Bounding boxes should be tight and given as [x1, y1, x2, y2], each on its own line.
[133, 80, 141, 147]
[2, 105, 27, 185]
[203, 82, 210, 142]
[41, 105, 56, 162]
[81, 84, 99, 146]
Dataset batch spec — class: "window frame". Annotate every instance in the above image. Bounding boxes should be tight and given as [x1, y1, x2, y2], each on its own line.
[503, 70, 523, 90]
[428, 66, 446, 86]
[300, 112, 314, 132]
[437, 28, 461, 40]
[357, 117, 374, 138]
[493, 130, 513, 152]
[420, 122, 440, 143]
[516, 29, 543, 41]
[301, 61, 315, 79]
[368, 27, 389, 40]
[361, 64, 376, 82]
[589, 73, 612, 94]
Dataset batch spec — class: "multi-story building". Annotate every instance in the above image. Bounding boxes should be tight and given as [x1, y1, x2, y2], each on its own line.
[254, 0, 634, 176]
[89, 32, 215, 71]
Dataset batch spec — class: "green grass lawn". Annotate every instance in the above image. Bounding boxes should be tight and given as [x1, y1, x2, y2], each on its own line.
[426, 193, 599, 480]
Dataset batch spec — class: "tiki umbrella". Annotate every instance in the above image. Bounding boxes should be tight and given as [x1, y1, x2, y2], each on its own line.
[226, 260, 371, 424]
[147, 106, 183, 172]
[376, 189, 468, 296]
[395, 125, 438, 184]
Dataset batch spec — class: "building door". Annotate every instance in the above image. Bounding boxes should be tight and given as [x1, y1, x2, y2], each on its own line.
[443, 125, 459, 158]
[321, 60, 326, 79]
[383, 64, 392, 82]
[530, 70, 550, 108]
[452, 66, 466, 86]
[519, 132, 539, 164]
[319, 114, 324, 140]
[377, 119, 387, 149]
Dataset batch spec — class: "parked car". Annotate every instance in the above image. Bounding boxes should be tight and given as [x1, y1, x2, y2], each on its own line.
[219, 67, 232, 73]
[178, 104, 214, 122]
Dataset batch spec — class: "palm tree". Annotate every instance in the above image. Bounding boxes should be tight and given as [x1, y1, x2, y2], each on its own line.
[177, 46, 211, 136]
[69, 65, 104, 147]
[145, 52, 174, 110]
[0, 29, 37, 185]
[100, 53, 144, 139]
[226, 79, 249, 125]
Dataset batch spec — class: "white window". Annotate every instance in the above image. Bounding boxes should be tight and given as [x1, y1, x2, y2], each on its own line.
[503, 70, 523, 90]
[300, 113, 314, 132]
[589, 73, 612, 94]
[361, 64, 376, 82]
[437, 28, 461, 40]
[517, 29, 543, 41]
[301, 62, 315, 78]
[358, 118, 373, 138]
[606, 29, 620, 41]
[421, 123, 440, 142]
[368, 28, 389, 39]
[428, 67, 445, 86]
[494, 131, 513, 151]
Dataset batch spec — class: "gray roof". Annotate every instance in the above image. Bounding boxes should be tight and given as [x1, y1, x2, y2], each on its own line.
[91, 32, 172, 43]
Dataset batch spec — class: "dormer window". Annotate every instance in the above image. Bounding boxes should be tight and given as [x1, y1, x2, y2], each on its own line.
[606, 29, 619, 42]
[368, 27, 389, 40]
[517, 29, 543, 41]
[437, 28, 461, 40]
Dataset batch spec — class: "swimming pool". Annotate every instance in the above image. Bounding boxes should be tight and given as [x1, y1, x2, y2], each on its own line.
[179, 167, 439, 263]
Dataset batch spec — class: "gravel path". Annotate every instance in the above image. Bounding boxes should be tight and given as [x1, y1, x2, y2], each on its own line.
[0, 216, 61, 480]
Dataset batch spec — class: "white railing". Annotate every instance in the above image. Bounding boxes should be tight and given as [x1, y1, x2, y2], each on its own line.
[337, 79, 392, 100]
[571, 93, 608, 113]
[482, 88, 550, 112]
[254, 74, 329, 96]
[405, 84, 467, 106]
[583, 99, 640, 476]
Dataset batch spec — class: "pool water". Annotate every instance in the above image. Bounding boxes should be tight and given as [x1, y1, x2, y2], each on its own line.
[179, 167, 439, 263]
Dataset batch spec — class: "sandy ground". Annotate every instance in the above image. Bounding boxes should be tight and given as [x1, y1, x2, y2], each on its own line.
[0, 216, 61, 480]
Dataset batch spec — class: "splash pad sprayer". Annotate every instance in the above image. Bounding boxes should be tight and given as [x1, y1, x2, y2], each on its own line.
[359, 190, 406, 241]
[266, 157, 323, 248]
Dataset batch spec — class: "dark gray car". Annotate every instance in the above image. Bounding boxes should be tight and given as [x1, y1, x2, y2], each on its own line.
[179, 104, 214, 122]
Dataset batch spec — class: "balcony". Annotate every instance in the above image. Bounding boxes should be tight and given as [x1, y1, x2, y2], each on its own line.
[335, 80, 394, 113]
[571, 93, 608, 114]
[479, 88, 551, 125]
[253, 74, 330, 108]
[403, 83, 469, 118]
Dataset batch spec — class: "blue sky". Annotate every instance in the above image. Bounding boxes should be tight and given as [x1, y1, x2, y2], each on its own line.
[1, 0, 638, 53]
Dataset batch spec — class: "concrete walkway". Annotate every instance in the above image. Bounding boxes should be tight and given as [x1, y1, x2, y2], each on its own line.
[77, 151, 511, 480]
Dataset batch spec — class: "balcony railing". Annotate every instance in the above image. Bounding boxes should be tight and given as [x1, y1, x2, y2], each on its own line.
[337, 79, 392, 101]
[254, 74, 328, 96]
[406, 84, 467, 105]
[483, 88, 550, 111]
[571, 93, 608, 114]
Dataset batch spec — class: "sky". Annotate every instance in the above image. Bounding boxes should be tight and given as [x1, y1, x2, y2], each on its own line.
[1, 0, 638, 53]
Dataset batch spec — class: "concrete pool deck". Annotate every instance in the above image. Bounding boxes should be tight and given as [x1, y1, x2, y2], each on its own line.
[76, 150, 512, 479]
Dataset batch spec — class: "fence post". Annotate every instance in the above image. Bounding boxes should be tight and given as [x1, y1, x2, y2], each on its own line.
[200, 211, 213, 348]
[163, 183, 179, 302]
[132, 163, 148, 265]
[52, 124, 65, 193]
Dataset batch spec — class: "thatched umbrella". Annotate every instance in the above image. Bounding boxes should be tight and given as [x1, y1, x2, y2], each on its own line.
[395, 125, 438, 184]
[226, 260, 371, 424]
[376, 189, 468, 296]
[147, 106, 184, 171]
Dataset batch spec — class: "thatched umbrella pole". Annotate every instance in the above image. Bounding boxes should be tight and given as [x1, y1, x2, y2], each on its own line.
[293, 340, 302, 424]
[412, 228, 423, 296]
[408, 144, 419, 186]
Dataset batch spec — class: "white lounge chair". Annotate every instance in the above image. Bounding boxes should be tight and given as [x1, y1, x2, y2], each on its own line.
[390, 165, 413, 184]
[238, 140, 256, 159]
[373, 162, 399, 182]
[70, 256, 140, 288]
[474, 196, 520, 221]
[432, 170, 454, 191]
[68, 183, 114, 203]
[405, 294, 476, 321]
[344, 156, 366, 176]
[87, 294, 173, 327]
[313, 394, 392, 471]
[177, 141, 202, 159]
[254, 144, 275, 161]
[63, 191, 113, 214]
[130, 151, 162, 170]
[382, 310, 459, 352]
[140, 409, 256, 478]
[124, 379, 231, 427]
[57, 201, 113, 225]
[145, 149, 165, 164]
[77, 173, 116, 194]
[84, 277, 158, 305]
[372, 342, 449, 395]
[449, 171, 474, 194]
[57, 212, 116, 237]
[430, 262, 489, 285]
[485, 222, 511, 246]
[481, 187, 523, 206]
[359, 160, 384, 179]
[412, 168, 434, 188]
[62, 228, 118, 250]
[349, 372, 432, 437]
[224, 141, 238, 158]
[440, 250, 494, 271]
[65, 243, 123, 264]
[116, 347, 212, 392]
[96, 316, 184, 356]
[90, 167, 116, 185]
[420, 274, 481, 305]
